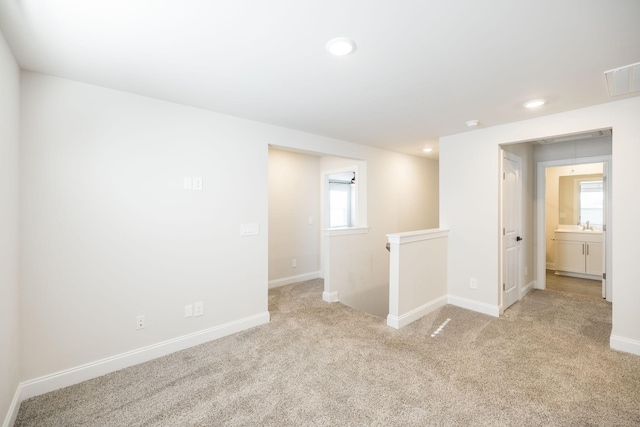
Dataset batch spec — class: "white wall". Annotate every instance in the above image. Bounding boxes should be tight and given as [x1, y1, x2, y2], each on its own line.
[268, 148, 320, 284]
[18, 71, 440, 394]
[534, 136, 612, 163]
[440, 97, 640, 355]
[19, 72, 273, 381]
[0, 30, 20, 425]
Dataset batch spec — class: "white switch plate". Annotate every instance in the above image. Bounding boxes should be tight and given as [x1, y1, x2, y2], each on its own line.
[194, 301, 204, 317]
[308, 216, 314, 225]
[240, 223, 259, 236]
[183, 177, 193, 190]
[292, 258, 297, 268]
[193, 176, 203, 191]
[469, 277, 477, 289]
[185, 304, 193, 318]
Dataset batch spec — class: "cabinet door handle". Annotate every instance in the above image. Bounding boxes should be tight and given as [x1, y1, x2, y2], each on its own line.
[582, 243, 585, 255]
[586, 244, 589, 255]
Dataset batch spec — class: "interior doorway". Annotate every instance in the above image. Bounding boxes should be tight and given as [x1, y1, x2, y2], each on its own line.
[536, 155, 612, 302]
[499, 129, 612, 311]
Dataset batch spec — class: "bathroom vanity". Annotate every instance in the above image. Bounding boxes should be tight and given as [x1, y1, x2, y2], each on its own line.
[554, 230, 603, 279]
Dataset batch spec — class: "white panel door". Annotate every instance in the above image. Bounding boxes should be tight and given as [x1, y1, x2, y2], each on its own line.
[502, 152, 522, 310]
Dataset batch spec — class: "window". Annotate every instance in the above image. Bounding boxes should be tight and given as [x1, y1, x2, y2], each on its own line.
[328, 172, 356, 228]
[579, 180, 603, 226]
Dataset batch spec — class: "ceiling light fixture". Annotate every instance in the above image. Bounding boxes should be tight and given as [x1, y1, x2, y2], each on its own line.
[422, 148, 433, 153]
[326, 37, 356, 56]
[465, 120, 479, 127]
[523, 99, 546, 109]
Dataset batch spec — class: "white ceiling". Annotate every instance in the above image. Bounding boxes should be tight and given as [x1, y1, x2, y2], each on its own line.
[1, 0, 639, 159]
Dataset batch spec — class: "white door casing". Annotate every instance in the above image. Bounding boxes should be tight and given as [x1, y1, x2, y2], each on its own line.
[601, 163, 608, 298]
[501, 151, 522, 310]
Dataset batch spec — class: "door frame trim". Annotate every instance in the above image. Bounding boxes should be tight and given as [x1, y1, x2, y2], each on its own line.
[535, 155, 612, 301]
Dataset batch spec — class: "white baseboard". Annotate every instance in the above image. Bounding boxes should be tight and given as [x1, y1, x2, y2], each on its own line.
[268, 271, 321, 289]
[387, 295, 448, 329]
[521, 280, 535, 297]
[546, 262, 555, 270]
[14, 312, 270, 406]
[610, 335, 640, 356]
[448, 295, 500, 317]
[322, 291, 339, 303]
[2, 385, 21, 427]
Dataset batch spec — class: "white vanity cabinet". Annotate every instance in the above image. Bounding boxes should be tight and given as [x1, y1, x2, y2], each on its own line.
[554, 231, 602, 279]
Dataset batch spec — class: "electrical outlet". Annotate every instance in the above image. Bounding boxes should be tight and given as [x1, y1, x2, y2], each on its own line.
[136, 315, 146, 330]
[194, 301, 204, 317]
[469, 277, 477, 290]
[185, 304, 193, 318]
[292, 258, 297, 268]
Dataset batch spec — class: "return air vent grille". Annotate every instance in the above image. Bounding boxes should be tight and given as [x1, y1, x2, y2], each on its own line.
[604, 62, 640, 96]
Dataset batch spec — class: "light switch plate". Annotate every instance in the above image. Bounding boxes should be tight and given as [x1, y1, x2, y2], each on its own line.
[183, 177, 193, 190]
[193, 176, 203, 191]
[240, 223, 259, 236]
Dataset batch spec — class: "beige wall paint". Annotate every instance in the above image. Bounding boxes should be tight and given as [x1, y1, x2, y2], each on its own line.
[320, 153, 439, 318]
[440, 97, 640, 353]
[0, 30, 20, 424]
[268, 149, 320, 282]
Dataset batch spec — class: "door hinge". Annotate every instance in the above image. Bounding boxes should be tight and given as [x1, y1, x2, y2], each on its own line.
[603, 273, 607, 280]
[503, 172, 505, 180]
[503, 283, 506, 291]
[603, 224, 606, 232]
[503, 228, 505, 236]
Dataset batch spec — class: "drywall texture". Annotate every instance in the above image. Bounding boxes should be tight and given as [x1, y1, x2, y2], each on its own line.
[320, 154, 439, 318]
[268, 149, 320, 281]
[440, 97, 640, 352]
[19, 71, 440, 386]
[0, 30, 20, 425]
[19, 72, 271, 380]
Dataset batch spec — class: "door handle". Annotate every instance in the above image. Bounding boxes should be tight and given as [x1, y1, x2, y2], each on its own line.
[516, 236, 523, 241]
[586, 244, 589, 255]
[582, 243, 585, 255]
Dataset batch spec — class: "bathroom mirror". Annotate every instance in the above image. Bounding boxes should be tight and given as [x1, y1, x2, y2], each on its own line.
[558, 173, 603, 226]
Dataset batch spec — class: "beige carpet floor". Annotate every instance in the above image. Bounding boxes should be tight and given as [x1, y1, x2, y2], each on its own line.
[14, 279, 640, 426]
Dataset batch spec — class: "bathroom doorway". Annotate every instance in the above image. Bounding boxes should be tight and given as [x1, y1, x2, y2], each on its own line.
[536, 152, 612, 302]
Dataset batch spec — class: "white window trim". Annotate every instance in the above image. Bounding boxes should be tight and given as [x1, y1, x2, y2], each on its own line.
[320, 164, 367, 230]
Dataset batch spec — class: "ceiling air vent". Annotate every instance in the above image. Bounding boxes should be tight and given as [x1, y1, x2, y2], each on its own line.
[604, 62, 640, 96]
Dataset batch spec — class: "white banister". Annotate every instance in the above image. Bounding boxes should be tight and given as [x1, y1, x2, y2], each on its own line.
[386, 228, 449, 329]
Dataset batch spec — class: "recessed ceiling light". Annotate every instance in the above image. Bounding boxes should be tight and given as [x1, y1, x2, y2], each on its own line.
[326, 37, 356, 56]
[465, 120, 479, 127]
[524, 99, 546, 109]
[422, 148, 433, 153]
